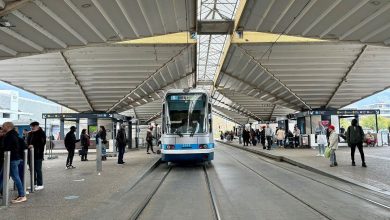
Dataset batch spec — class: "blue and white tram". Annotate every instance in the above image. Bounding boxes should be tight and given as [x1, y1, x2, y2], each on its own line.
[160, 89, 214, 162]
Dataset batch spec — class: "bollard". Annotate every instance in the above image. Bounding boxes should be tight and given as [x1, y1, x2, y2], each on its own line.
[96, 138, 102, 172]
[23, 149, 28, 195]
[29, 147, 35, 193]
[2, 151, 11, 206]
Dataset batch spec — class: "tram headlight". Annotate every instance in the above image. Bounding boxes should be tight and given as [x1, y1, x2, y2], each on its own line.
[199, 144, 208, 149]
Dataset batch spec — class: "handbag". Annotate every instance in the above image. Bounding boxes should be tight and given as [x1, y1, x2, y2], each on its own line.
[324, 147, 331, 158]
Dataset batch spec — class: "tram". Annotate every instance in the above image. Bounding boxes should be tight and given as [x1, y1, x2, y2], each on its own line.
[160, 89, 214, 162]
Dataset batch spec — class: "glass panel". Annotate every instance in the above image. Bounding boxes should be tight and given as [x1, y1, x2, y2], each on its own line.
[166, 93, 207, 135]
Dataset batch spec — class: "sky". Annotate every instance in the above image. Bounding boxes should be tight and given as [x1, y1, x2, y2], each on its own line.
[1, 80, 389, 110]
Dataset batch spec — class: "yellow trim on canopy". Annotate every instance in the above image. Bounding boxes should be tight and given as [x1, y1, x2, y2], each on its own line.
[232, 32, 328, 44]
[116, 32, 196, 44]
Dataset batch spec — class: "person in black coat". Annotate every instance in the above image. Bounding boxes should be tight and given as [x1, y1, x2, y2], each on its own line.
[64, 126, 79, 169]
[116, 125, 127, 164]
[1, 122, 26, 203]
[80, 129, 90, 161]
[27, 121, 46, 190]
[260, 126, 266, 149]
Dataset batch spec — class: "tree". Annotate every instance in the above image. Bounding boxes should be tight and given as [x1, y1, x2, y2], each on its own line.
[359, 115, 390, 131]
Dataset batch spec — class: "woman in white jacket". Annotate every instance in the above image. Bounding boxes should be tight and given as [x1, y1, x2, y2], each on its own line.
[328, 125, 338, 167]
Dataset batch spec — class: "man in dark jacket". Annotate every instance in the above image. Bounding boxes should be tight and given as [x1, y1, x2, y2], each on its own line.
[27, 121, 46, 190]
[116, 125, 127, 164]
[64, 126, 79, 169]
[1, 122, 27, 203]
[346, 119, 366, 167]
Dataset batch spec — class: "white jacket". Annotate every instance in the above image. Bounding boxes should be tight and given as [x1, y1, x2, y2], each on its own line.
[328, 131, 339, 150]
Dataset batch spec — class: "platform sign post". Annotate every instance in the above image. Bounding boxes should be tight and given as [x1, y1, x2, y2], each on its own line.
[23, 149, 28, 195]
[29, 147, 35, 193]
[96, 139, 102, 172]
[2, 151, 11, 206]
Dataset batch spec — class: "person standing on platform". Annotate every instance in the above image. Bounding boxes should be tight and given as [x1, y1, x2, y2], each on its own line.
[27, 121, 46, 190]
[276, 128, 285, 148]
[260, 126, 266, 149]
[146, 126, 155, 154]
[293, 125, 301, 148]
[265, 123, 273, 150]
[64, 126, 79, 169]
[80, 129, 90, 161]
[315, 121, 327, 156]
[242, 128, 249, 146]
[346, 119, 367, 167]
[238, 127, 243, 144]
[116, 125, 127, 164]
[328, 125, 338, 167]
[1, 122, 26, 203]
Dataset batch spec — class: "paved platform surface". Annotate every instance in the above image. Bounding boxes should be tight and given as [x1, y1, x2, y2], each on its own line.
[0, 148, 160, 220]
[218, 140, 390, 195]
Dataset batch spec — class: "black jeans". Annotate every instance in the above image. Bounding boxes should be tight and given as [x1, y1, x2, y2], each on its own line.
[34, 159, 43, 186]
[66, 148, 75, 166]
[118, 146, 125, 163]
[350, 143, 365, 163]
[147, 140, 154, 153]
[266, 136, 272, 149]
[81, 147, 88, 161]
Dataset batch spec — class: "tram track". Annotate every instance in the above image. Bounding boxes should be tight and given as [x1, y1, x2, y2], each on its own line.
[129, 162, 221, 220]
[219, 142, 390, 216]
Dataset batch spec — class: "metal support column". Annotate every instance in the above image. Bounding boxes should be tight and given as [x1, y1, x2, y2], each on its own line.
[29, 147, 35, 193]
[60, 119, 64, 140]
[1, 151, 11, 206]
[76, 119, 80, 139]
[96, 139, 102, 172]
[128, 120, 132, 149]
[23, 149, 28, 196]
[375, 113, 379, 133]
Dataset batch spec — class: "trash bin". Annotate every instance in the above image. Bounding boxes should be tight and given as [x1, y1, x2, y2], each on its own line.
[300, 134, 309, 148]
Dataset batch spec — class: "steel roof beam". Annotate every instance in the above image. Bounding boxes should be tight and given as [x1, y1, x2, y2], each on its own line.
[33, 0, 87, 45]
[340, 3, 390, 40]
[211, 97, 261, 121]
[0, 44, 17, 56]
[236, 45, 311, 110]
[12, 10, 67, 48]
[270, 0, 295, 32]
[0, 27, 43, 51]
[108, 45, 193, 112]
[145, 112, 162, 124]
[60, 52, 93, 111]
[302, 0, 342, 36]
[221, 71, 297, 109]
[269, 105, 276, 121]
[0, 0, 30, 17]
[64, 0, 106, 42]
[325, 45, 367, 108]
[91, 0, 124, 40]
[319, 0, 370, 38]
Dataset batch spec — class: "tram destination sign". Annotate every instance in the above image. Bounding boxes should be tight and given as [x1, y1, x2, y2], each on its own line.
[42, 113, 129, 120]
[307, 109, 380, 116]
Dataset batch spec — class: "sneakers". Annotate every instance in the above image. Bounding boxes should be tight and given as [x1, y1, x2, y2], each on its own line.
[352, 161, 356, 166]
[362, 163, 367, 167]
[35, 185, 44, 191]
[66, 165, 76, 169]
[147, 152, 151, 154]
[11, 196, 27, 204]
[316, 154, 321, 157]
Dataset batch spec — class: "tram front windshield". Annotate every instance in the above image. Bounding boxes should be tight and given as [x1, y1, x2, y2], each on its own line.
[166, 93, 207, 134]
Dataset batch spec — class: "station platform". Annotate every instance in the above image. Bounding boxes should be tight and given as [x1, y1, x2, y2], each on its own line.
[0, 149, 160, 220]
[217, 140, 390, 195]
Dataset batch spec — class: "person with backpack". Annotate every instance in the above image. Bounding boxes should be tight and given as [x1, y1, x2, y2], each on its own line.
[146, 126, 155, 154]
[346, 119, 367, 167]
[64, 126, 79, 169]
